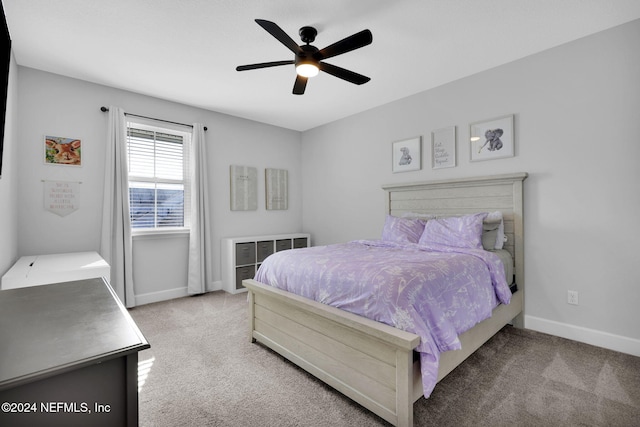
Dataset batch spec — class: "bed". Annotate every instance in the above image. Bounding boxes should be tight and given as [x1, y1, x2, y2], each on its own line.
[243, 173, 527, 427]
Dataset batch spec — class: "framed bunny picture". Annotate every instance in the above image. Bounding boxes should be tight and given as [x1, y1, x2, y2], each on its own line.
[392, 136, 421, 173]
[469, 115, 514, 162]
[44, 135, 82, 167]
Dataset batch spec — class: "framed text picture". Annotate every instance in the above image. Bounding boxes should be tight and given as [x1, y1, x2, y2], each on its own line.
[230, 165, 257, 211]
[431, 126, 456, 169]
[265, 168, 288, 210]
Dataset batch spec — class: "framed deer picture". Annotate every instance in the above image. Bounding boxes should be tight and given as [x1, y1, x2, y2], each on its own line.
[44, 135, 82, 167]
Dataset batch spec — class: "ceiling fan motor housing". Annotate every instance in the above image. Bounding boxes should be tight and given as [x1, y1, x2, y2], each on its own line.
[299, 26, 317, 44]
[296, 44, 319, 66]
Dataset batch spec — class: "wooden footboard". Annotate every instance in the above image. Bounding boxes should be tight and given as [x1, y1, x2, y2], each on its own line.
[244, 279, 421, 427]
[245, 278, 523, 426]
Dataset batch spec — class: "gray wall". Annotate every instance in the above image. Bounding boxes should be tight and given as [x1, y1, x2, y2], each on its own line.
[301, 20, 640, 354]
[0, 51, 18, 275]
[12, 68, 302, 304]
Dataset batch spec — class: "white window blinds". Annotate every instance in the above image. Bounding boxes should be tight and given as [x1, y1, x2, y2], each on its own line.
[127, 126, 188, 229]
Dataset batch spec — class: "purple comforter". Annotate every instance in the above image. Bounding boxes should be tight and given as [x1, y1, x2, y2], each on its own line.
[254, 240, 511, 397]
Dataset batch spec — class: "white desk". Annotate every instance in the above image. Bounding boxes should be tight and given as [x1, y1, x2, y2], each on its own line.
[1, 251, 110, 290]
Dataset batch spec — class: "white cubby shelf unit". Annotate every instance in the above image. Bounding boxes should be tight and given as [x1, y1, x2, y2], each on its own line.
[221, 233, 310, 294]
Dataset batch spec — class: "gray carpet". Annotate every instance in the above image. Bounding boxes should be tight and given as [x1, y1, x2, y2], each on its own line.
[129, 291, 640, 426]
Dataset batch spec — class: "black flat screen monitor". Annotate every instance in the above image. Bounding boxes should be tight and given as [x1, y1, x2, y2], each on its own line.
[0, 2, 11, 177]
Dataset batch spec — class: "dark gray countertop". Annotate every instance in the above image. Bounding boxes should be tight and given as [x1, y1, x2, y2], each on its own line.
[0, 278, 150, 390]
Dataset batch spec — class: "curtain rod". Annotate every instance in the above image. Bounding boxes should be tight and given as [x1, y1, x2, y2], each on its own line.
[100, 107, 207, 131]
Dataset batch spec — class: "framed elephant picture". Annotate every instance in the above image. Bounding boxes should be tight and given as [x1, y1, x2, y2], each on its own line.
[469, 115, 514, 162]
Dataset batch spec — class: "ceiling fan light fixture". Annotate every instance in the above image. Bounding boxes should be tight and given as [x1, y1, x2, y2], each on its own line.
[236, 19, 372, 94]
[296, 62, 319, 77]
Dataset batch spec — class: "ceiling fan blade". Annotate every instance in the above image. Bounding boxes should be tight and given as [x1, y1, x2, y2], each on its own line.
[255, 19, 304, 56]
[314, 29, 372, 61]
[318, 62, 370, 85]
[292, 75, 308, 95]
[236, 60, 294, 71]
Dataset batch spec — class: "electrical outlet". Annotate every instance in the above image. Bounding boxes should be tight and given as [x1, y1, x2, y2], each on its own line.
[567, 290, 579, 305]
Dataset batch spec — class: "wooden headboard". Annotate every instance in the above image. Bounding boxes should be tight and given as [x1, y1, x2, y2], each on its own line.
[382, 173, 528, 288]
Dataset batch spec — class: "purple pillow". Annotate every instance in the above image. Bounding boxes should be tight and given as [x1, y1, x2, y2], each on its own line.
[418, 212, 488, 249]
[381, 215, 425, 244]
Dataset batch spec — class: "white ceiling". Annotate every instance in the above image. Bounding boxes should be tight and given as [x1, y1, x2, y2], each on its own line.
[4, 0, 640, 131]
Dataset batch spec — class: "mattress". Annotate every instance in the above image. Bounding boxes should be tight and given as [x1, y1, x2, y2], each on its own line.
[491, 248, 514, 284]
[1, 251, 110, 290]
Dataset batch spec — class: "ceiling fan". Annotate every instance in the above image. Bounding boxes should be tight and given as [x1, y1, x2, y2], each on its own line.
[236, 19, 373, 95]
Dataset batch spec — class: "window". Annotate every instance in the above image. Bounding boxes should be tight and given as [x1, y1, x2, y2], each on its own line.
[127, 123, 190, 230]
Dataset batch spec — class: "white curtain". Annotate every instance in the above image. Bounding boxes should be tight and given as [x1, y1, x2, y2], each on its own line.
[100, 106, 136, 307]
[187, 123, 212, 294]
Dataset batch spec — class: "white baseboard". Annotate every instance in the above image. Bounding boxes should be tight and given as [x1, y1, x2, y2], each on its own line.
[134, 280, 224, 306]
[208, 280, 222, 292]
[135, 287, 189, 306]
[525, 315, 640, 357]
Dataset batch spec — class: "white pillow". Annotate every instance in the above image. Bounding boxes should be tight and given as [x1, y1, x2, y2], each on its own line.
[485, 211, 506, 249]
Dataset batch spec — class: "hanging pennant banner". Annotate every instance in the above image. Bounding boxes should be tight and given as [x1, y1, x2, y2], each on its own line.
[44, 180, 80, 217]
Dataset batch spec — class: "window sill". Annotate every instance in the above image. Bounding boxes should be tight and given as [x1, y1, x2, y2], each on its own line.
[132, 228, 190, 240]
